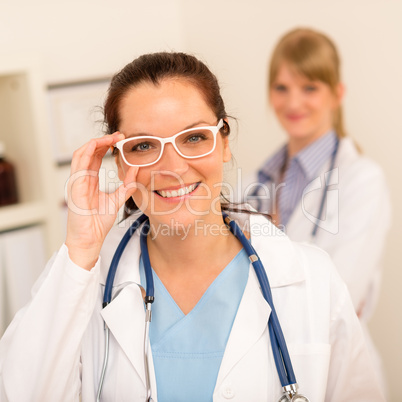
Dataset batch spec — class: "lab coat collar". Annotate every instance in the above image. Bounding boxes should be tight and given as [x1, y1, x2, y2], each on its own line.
[99, 216, 143, 287]
[241, 212, 306, 287]
[101, 213, 304, 288]
[99, 211, 305, 289]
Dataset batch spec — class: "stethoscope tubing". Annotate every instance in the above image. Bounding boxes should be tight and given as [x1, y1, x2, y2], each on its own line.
[96, 325, 110, 402]
[140, 220, 155, 302]
[103, 213, 148, 307]
[98, 212, 304, 400]
[223, 213, 296, 386]
[311, 138, 339, 238]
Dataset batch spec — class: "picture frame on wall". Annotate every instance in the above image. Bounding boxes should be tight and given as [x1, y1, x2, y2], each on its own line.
[47, 78, 111, 165]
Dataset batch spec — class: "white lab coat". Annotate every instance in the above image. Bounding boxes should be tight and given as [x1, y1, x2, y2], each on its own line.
[244, 138, 391, 321]
[0, 213, 384, 402]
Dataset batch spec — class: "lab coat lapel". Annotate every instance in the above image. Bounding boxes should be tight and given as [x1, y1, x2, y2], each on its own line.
[216, 213, 306, 386]
[99, 223, 148, 387]
[100, 283, 148, 387]
[215, 267, 271, 387]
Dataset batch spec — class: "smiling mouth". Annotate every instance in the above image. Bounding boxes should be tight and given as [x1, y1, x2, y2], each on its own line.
[155, 182, 200, 198]
[287, 114, 305, 121]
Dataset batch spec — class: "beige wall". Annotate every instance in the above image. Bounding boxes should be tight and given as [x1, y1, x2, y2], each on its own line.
[1, 0, 401, 399]
[0, 0, 185, 84]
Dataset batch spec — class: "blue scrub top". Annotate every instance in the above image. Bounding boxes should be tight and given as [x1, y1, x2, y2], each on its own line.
[140, 248, 249, 402]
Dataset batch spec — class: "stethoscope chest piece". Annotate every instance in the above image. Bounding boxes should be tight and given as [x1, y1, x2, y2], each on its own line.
[278, 394, 310, 402]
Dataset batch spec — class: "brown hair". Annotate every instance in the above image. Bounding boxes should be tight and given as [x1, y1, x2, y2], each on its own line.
[103, 52, 230, 217]
[104, 52, 229, 136]
[269, 28, 346, 138]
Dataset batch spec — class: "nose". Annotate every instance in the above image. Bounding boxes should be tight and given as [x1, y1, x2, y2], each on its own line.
[156, 143, 189, 176]
[287, 88, 303, 110]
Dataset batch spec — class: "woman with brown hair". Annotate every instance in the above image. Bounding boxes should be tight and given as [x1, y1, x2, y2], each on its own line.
[1, 51, 384, 401]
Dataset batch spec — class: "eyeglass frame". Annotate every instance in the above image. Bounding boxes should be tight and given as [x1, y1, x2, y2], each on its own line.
[114, 119, 225, 167]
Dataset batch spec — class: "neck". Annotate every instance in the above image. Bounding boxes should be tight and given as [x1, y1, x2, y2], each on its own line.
[287, 128, 333, 158]
[146, 212, 241, 276]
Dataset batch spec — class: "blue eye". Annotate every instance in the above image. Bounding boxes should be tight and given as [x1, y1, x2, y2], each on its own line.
[304, 85, 317, 92]
[184, 133, 207, 144]
[188, 135, 203, 143]
[138, 143, 150, 151]
[131, 142, 153, 152]
[273, 84, 287, 92]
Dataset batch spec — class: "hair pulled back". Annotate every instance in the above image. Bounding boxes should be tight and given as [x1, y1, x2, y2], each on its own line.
[104, 52, 229, 137]
[103, 52, 230, 217]
[269, 28, 346, 138]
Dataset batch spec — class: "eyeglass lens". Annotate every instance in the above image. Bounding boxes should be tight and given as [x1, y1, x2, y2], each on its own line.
[121, 128, 216, 166]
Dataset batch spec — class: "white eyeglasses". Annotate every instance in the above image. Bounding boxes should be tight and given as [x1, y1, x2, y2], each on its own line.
[115, 119, 224, 167]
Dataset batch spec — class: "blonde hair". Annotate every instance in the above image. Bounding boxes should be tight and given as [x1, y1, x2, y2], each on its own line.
[269, 28, 346, 138]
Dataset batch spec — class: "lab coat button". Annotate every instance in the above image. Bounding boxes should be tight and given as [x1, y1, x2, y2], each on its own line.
[222, 386, 235, 399]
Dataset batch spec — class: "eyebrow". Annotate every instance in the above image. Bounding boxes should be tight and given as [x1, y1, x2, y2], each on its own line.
[123, 120, 214, 138]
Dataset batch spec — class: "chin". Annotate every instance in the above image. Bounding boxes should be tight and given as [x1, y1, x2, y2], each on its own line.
[282, 124, 308, 138]
[147, 205, 200, 227]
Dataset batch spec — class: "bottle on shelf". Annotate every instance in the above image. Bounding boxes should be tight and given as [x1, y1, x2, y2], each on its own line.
[0, 141, 19, 206]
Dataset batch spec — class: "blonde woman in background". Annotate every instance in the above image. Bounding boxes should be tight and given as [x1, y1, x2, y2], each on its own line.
[244, 28, 391, 391]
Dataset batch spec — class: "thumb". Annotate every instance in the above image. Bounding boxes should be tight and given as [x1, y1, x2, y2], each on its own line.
[114, 166, 139, 211]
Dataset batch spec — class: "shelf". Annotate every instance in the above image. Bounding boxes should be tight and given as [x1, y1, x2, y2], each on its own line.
[0, 58, 63, 255]
[0, 201, 47, 232]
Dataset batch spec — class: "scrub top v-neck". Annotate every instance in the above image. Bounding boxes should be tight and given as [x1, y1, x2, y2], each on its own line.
[139, 248, 249, 402]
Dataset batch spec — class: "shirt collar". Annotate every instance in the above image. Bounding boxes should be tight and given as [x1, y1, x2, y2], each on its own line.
[258, 130, 337, 183]
[295, 130, 337, 180]
[257, 144, 287, 183]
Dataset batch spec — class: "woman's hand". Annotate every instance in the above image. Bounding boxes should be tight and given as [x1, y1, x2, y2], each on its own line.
[65, 133, 138, 270]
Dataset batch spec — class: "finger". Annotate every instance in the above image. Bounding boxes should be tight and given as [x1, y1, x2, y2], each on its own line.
[71, 133, 125, 173]
[90, 132, 125, 159]
[72, 132, 122, 160]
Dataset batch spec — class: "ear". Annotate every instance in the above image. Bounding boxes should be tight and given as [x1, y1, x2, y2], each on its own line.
[221, 118, 232, 163]
[222, 135, 232, 163]
[334, 82, 345, 108]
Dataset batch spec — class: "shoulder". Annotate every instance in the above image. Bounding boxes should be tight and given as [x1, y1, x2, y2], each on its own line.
[338, 138, 386, 181]
[241, 212, 350, 321]
[235, 211, 338, 287]
[292, 241, 339, 284]
[337, 138, 390, 211]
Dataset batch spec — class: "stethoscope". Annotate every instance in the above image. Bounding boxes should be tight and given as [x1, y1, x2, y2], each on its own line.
[250, 138, 339, 239]
[96, 213, 310, 402]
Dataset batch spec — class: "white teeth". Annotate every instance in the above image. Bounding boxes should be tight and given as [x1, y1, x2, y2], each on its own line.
[157, 183, 197, 198]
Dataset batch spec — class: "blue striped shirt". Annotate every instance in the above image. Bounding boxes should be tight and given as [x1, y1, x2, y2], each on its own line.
[254, 131, 338, 226]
